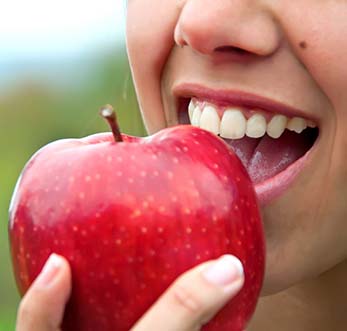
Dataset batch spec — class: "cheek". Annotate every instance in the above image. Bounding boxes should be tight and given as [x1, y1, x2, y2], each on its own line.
[126, 1, 181, 133]
[280, 3, 347, 108]
[281, 1, 347, 202]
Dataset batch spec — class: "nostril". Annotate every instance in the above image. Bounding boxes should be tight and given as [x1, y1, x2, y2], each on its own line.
[215, 46, 249, 55]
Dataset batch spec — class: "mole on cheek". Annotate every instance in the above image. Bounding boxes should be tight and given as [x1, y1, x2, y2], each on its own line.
[299, 41, 308, 50]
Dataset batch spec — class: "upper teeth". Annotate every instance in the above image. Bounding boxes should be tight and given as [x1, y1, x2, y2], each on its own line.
[188, 99, 317, 139]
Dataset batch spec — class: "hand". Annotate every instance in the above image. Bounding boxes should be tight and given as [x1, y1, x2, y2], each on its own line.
[16, 254, 72, 331]
[16, 254, 244, 331]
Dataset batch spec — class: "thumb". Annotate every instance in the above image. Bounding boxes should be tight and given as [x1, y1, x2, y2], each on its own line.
[132, 254, 244, 331]
[16, 254, 72, 331]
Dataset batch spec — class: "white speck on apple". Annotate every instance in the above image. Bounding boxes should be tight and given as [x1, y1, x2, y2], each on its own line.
[158, 206, 166, 213]
[131, 210, 141, 218]
[184, 208, 191, 215]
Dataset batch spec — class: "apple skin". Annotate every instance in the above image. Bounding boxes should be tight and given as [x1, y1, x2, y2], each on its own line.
[9, 125, 265, 331]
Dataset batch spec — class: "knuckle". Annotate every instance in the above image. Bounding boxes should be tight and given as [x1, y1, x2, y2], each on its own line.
[170, 282, 205, 316]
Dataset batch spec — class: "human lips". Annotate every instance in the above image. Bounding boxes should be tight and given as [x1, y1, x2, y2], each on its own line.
[173, 83, 320, 205]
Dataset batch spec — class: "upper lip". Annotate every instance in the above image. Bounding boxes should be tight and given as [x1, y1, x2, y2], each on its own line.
[173, 83, 318, 122]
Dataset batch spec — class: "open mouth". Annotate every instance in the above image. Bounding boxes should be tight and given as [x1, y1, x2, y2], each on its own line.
[177, 95, 319, 205]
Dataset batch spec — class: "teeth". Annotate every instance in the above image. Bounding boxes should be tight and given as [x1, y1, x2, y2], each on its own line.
[199, 104, 220, 135]
[187, 99, 317, 139]
[307, 120, 317, 128]
[220, 109, 246, 139]
[246, 114, 267, 138]
[267, 115, 287, 139]
[188, 99, 196, 122]
[191, 105, 202, 127]
[287, 117, 307, 133]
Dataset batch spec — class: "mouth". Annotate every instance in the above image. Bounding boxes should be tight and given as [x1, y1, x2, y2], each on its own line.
[174, 86, 320, 205]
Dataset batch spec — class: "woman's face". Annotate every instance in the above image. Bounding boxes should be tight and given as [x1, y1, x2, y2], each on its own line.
[126, 0, 347, 295]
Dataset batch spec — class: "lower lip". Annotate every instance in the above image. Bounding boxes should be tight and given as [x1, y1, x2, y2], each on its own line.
[252, 138, 318, 206]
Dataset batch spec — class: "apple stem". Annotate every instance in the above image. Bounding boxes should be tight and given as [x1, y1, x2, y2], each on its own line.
[99, 105, 123, 142]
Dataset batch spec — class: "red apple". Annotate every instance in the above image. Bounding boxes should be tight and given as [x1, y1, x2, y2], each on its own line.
[9, 106, 265, 331]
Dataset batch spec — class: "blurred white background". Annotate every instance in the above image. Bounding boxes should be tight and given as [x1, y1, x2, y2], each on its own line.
[0, 0, 126, 87]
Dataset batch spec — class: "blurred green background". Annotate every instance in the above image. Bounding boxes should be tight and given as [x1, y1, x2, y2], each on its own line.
[0, 2, 144, 329]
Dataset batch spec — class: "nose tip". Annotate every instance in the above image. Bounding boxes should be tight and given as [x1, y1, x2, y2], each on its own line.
[174, 0, 281, 58]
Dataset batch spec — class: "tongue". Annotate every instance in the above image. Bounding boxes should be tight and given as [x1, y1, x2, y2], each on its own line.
[225, 130, 313, 184]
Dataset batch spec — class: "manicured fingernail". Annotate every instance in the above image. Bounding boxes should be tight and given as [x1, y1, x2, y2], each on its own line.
[203, 255, 244, 287]
[36, 254, 63, 287]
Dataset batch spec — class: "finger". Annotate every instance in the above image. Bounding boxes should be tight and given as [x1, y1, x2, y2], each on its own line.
[16, 254, 72, 331]
[132, 254, 244, 331]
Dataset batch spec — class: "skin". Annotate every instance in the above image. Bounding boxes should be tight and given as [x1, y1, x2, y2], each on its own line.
[16, 0, 347, 330]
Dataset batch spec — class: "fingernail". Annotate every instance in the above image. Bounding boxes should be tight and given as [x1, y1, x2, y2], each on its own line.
[35, 254, 63, 287]
[203, 255, 244, 287]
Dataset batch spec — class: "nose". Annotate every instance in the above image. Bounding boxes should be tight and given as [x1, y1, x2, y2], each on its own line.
[174, 0, 281, 57]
